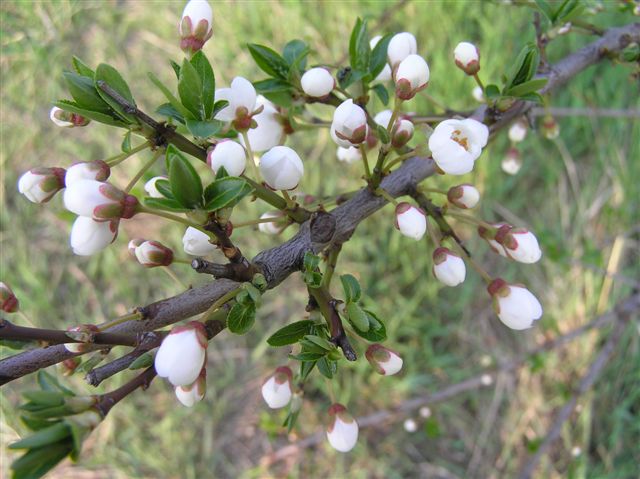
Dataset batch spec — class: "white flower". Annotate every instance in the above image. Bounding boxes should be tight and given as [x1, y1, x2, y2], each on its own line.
[207, 140, 246, 176]
[454, 42, 480, 75]
[259, 146, 304, 190]
[488, 279, 543, 330]
[365, 344, 403, 376]
[70, 217, 118, 256]
[403, 418, 418, 433]
[495, 226, 542, 264]
[478, 223, 510, 258]
[374, 110, 393, 128]
[301, 68, 335, 97]
[179, 0, 213, 54]
[331, 99, 368, 148]
[395, 202, 426, 240]
[154, 321, 208, 387]
[134, 240, 174, 267]
[182, 226, 216, 256]
[175, 370, 206, 407]
[65, 161, 110, 186]
[419, 406, 431, 418]
[214, 77, 257, 127]
[395, 54, 429, 100]
[240, 96, 285, 152]
[387, 32, 417, 67]
[428, 118, 489, 175]
[370, 35, 392, 82]
[63, 180, 138, 220]
[326, 404, 359, 453]
[144, 176, 168, 198]
[258, 211, 286, 235]
[447, 184, 480, 209]
[501, 147, 522, 175]
[49, 106, 89, 128]
[0, 282, 19, 313]
[508, 119, 528, 143]
[432, 247, 466, 287]
[336, 146, 362, 164]
[18, 167, 66, 204]
[261, 366, 293, 409]
[472, 86, 485, 103]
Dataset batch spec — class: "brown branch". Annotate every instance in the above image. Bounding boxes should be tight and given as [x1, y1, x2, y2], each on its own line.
[307, 287, 356, 361]
[95, 366, 157, 417]
[530, 106, 640, 119]
[191, 258, 259, 282]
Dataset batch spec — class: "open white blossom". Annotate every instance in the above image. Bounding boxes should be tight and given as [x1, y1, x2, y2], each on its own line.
[428, 118, 489, 175]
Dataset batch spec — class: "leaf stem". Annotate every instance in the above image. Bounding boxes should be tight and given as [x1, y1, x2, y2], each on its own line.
[374, 187, 398, 205]
[124, 149, 163, 193]
[360, 145, 371, 179]
[136, 206, 213, 237]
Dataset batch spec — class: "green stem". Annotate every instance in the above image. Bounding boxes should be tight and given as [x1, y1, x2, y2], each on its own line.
[161, 266, 188, 288]
[426, 217, 441, 246]
[137, 206, 213, 237]
[473, 73, 485, 91]
[418, 186, 448, 196]
[97, 311, 143, 332]
[360, 145, 372, 179]
[202, 288, 242, 321]
[321, 245, 342, 289]
[240, 131, 260, 181]
[375, 187, 398, 206]
[449, 241, 493, 284]
[281, 190, 296, 209]
[106, 141, 152, 167]
[232, 216, 283, 228]
[383, 148, 419, 172]
[445, 211, 495, 231]
[423, 93, 449, 112]
[124, 149, 163, 193]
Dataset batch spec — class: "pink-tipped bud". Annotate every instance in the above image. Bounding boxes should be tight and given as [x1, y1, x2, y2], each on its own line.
[454, 42, 480, 75]
[49, 106, 90, 128]
[175, 368, 206, 407]
[259, 146, 304, 191]
[65, 161, 110, 186]
[261, 366, 293, 409]
[70, 217, 119, 256]
[128, 238, 145, 257]
[478, 223, 510, 258]
[64, 324, 100, 353]
[501, 147, 522, 175]
[365, 344, 403, 376]
[179, 0, 213, 55]
[541, 115, 560, 139]
[0, 282, 19, 313]
[207, 140, 247, 177]
[387, 32, 417, 67]
[395, 54, 430, 100]
[432, 247, 466, 287]
[155, 321, 208, 387]
[18, 167, 66, 204]
[331, 99, 368, 148]
[326, 404, 359, 453]
[447, 184, 480, 209]
[395, 202, 427, 241]
[63, 180, 138, 221]
[487, 278, 543, 330]
[494, 225, 542, 264]
[134, 240, 174, 268]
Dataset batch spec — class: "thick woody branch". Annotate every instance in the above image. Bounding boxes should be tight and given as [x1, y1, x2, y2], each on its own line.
[95, 366, 157, 417]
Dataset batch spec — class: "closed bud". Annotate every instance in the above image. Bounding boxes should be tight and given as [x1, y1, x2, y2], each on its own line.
[428, 118, 489, 175]
[261, 366, 293, 409]
[175, 368, 206, 407]
[144, 176, 168, 198]
[478, 223, 509, 258]
[487, 278, 543, 330]
[395, 54, 430, 100]
[388, 32, 417, 67]
[155, 321, 208, 387]
[326, 404, 359, 453]
[134, 240, 174, 267]
[336, 146, 362, 164]
[447, 184, 480, 209]
[259, 146, 304, 191]
[18, 167, 66, 204]
[182, 226, 216, 256]
[501, 147, 522, 175]
[70, 217, 118, 256]
[432, 247, 466, 287]
[215, 77, 257, 131]
[0, 282, 19, 313]
[49, 106, 90, 128]
[391, 119, 414, 147]
[494, 225, 542, 264]
[258, 211, 286, 235]
[472, 85, 485, 103]
[65, 161, 110, 187]
[207, 140, 247, 176]
[301, 67, 335, 98]
[454, 42, 480, 75]
[331, 99, 368, 148]
[64, 180, 138, 220]
[61, 357, 81, 376]
[541, 115, 560, 139]
[395, 202, 427, 240]
[179, 0, 213, 55]
[370, 35, 392, 82]
[404, 418, 418, 433]
[508, 119, 528, 143]
[239, 96, 285, 152]
[64, 324, 99, 353]
[365, 344, 403, 375]
[128, 238, 144, 257]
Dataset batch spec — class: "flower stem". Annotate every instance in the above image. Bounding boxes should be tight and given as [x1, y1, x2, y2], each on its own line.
[426, 217, 441, 246]
[375, 187, 398, 206]
[360, 145, 371, 179]
[106, 141, 152, 167]
[446, 211, 495, 231]
[383, 148, 419, 172]
[137, 206, 213, 237]
[232, 216, 282, 228]
[202, 288, 242, 321]
[240, 131, 260, 181]
[418, 186, 448, 196]
[161, 266, 188, 289]
[473, 73, 485, 91]
[124, 149, 163, 193]
[281, 190, 296, 209]
[450, 241, 493, 284]
[321, 245, 342, 289]
[97, 311, 143, 332]
[423, 93, 448, 112]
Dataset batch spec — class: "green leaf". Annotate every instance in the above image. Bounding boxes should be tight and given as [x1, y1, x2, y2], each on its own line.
[94, 63, 137, 123]
[340, 274, 362, 303]
[74, 354, 104, 374]
[190, 51, 216, 119]
[203, 177, 253, 211]
[283, 409, 301, 434]
[152, 179, 174, 199]
[517, 92, 544, 103]
[144, 197, 191, 212]
[369, 33, 392, 79]
[349, 18, 370, 75]
[299, 360, 316, 380]
[22, 391, 64, 407]
[242, 283, 262, 306]
[185, 119, 223, 138]
[128, 352, 154, 370]
[352, 310, 387, 342]
[338, 68, 368, 90]
[303, 271, 323, 288]
[248, 44, 290, 79]
[166, 145, 203, 209]
[10, 441, 71, 479]
[156, 103, 185, 124]
[9, 422, 69, 450]
[253, 78, 294, 107]
[72, 56, 95, 77]
[170, 60, 181, 79]
[346, 302, 369, 331]
[317, 357, 337, 379]
[267, 320, 314, 346]
[283, 39, 309, 70]
[303, 251, 321, 271]
[121, 131, 132, 152]
[534, 0, 554, 21]
[371, 83, 389, 105]
[211, 99, 229, 118]
[375, 123, 390, 144]
[63, 72, 112, 114]
[504, 77, 548, 97]
[178, 58, 204, 120]
[148, 72, 193, 120]
[36, 371, 74, 396]
[227, 302, 256, 334]
[424, 417, 441, 438]
[483, 84, 501, 100]
[289, 351, 326, 362]
[52, 100, 125, 127]
[504, 43, 539, 89]
[303, 334, 336, 352]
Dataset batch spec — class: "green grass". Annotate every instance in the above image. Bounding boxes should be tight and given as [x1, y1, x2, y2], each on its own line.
[1, 1, 639, 478]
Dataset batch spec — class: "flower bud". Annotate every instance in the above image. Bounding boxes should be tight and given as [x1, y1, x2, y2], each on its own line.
[240, 96, 285, 152]
[1, 282, 19, 313]
[175, 369, 206, 407]
[428, 118, 489, 175]
[326, 404, 359, 453]
[258, 211, 286, 235]
[215, 77, 257, 130]
[501, 147, 522, 175]
[65, 161, 110, 186]
[18, 167, 66, 204]
[331, 99, 368, 148]
[63, 180, 138, 220]
[61, 357, 81, 376]
[494, 225, 542, 264]
[64, 324, 99, 353]
[387, 32, 417, 67]
[557, 22, 572, 35]
[49, 106, 90, 128]
[472, 85, 485, 103]
[508, 119, 528, 143]
[128, 238, 144, 257]
[70, 217, 118, 256]
[432, 247, 466, 287]
[454, 42, 480, 75]
[301, 67, 335, 98]
[370, 35, 392, 82]
[374, 110, 415, 148]
[395, 202, 427, 241]
[134, 240, 174, 267]
[259, 146, 304, 191]
[447, 184, 480, 209]
[478, 223, 509, 258]
[182, 226, 216, 256]
[336, 146, 362, 164]
[179, 0, 213, 55]
[541, 115, 560, 139]
[207, 140, 247, 176]
[144, 176, 168, 198]
[488, 278, 543, 330]
[404, 418, 418, 433]
[155, 321, 208, 387]
[395, 54, 429, 100]
[365, 344, 403, 375]
[261, 366, 293, 409]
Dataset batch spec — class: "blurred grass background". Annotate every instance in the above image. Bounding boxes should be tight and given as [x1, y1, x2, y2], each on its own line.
[1, 1, 638, 478]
